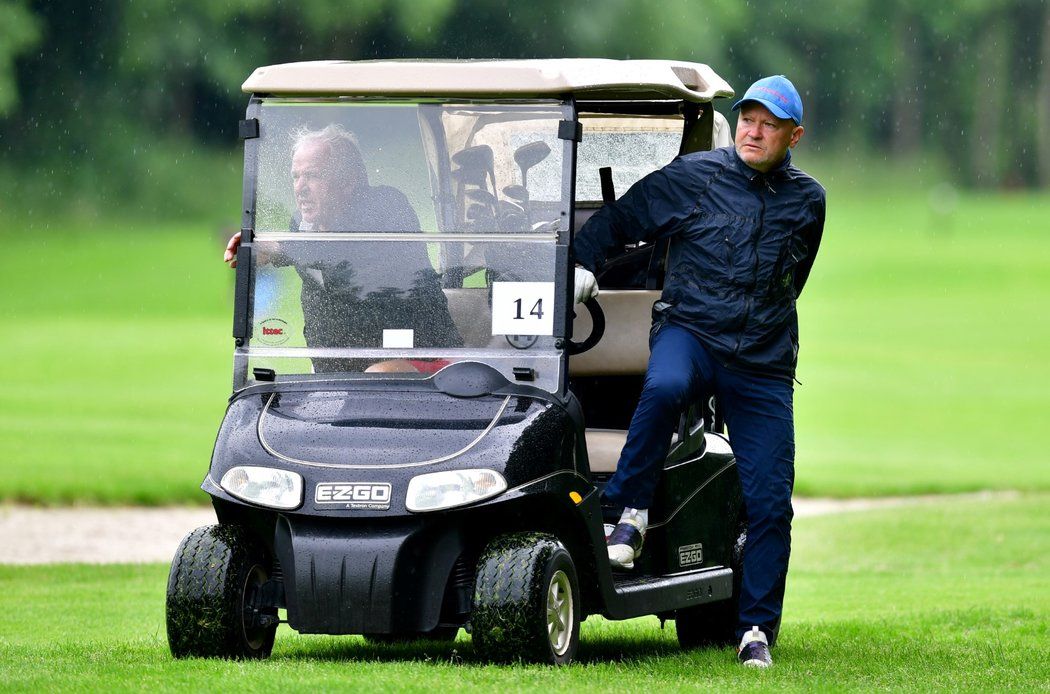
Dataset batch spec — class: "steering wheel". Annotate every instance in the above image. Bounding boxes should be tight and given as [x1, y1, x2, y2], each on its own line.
[567, 297, 605, 355]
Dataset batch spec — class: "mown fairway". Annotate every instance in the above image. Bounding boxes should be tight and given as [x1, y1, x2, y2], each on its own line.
[1, 186, 1048, 503]
[0, 496, 1045, 690]
[794, 186, 1050, 495]
[0, 221, 232, 504]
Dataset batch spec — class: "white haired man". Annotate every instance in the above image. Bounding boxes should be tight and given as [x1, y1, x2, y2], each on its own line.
[225, 125, 461, 370]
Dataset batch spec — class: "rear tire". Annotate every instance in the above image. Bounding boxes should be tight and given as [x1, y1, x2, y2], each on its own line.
[676, 518, 747, 649]
[471, 532, 580, 665]
[166, 524, 277, 659]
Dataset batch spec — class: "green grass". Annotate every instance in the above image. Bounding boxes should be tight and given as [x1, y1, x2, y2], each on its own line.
[1, 185, 1049, 503]
[0, 221, 233, 504]
[0, 496, 1046, 690]
[794, 189, 1050, 495]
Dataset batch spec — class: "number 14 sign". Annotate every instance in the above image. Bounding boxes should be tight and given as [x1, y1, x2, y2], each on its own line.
[491, 282, 555, 336]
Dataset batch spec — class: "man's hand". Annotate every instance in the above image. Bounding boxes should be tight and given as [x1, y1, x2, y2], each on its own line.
[224, 231, 274, 267]
[223, 231, 241, 268]
[574, 266, 599, 304]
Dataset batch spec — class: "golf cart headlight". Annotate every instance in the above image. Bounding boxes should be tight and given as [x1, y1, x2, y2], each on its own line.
[406, 468, 507, 512]
[220, 466, 303, 510]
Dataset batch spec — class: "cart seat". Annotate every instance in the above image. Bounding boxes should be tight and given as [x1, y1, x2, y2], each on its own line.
[585, 428, 627, 473]
[570, 289, 657, 376]
[442, 287, 492, 346]
[571, 289, 651, 375]
[572, 290, 656, 475]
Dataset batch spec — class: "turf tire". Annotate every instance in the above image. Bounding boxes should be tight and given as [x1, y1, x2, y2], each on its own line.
[676, 517, 748, 649]
[471, 532, 580, 665]
[166, 524, 277, 659]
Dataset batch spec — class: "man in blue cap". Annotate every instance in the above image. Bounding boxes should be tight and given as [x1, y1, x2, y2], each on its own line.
[572, 75, 826, 668]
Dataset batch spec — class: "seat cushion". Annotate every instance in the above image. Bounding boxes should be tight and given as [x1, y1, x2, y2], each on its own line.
[585, 428, 627, 473]
[570, 290, 658, 377]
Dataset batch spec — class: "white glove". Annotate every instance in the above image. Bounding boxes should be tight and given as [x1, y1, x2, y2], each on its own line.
[573, 267, 599, 304]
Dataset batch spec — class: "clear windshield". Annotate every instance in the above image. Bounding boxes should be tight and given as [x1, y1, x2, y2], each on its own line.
[575, 114, 683, 202]
[254, 99, 570, 233]
[239, 99, 573, 392]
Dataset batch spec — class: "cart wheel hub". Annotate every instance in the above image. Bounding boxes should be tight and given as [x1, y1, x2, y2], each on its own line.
[546, 569, 574, 656]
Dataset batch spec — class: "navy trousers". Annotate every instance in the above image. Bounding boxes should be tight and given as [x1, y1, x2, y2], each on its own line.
[602, 323, 796, 645]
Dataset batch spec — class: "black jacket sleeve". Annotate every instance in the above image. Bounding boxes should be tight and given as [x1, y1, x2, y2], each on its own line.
[572, 155, 704, 272]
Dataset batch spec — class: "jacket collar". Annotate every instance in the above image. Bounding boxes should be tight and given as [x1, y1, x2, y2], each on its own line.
[730, 146, 797, 181]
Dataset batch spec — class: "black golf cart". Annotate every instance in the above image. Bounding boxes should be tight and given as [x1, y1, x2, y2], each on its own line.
[166, 59, 745, 665]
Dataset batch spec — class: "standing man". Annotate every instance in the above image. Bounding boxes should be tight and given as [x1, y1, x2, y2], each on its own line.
[572, 75, 825, 668]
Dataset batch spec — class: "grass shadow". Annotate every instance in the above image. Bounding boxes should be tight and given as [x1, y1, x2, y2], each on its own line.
[269, 627, 715, 667]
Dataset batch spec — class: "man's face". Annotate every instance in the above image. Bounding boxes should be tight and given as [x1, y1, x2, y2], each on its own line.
[291, 140, 352, 227]
[734, 102, 804, 173]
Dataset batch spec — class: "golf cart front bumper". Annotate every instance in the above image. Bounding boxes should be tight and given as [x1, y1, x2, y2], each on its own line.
[273, 514, 466, 635]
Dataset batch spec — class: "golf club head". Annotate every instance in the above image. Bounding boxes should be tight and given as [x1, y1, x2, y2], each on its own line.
[502, 184, 529, 202]
[514, 141, 551, 171]
[466, 188, 498, 207]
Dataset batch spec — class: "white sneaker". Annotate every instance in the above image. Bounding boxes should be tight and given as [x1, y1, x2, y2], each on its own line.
[737, 626, 772, 668]
[607, 508, 647, 570]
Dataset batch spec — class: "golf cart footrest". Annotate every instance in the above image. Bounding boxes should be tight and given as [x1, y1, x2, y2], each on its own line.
[606, 567, 733, 619]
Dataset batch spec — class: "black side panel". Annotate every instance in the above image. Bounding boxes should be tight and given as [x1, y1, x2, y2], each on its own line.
[648, 457, 740, 576]
[570, 374, 644, 430]
[274, 516, 464, 635]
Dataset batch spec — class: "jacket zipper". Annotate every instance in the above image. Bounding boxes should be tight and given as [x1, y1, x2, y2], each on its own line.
[733, 180, 767, 358]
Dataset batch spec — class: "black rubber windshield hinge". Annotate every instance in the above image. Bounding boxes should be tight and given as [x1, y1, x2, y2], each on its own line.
[253, 368, 276, 382]
[558, 120, 582, 142]
[512, 367, 536, 382]
[239, 118, 260, 140]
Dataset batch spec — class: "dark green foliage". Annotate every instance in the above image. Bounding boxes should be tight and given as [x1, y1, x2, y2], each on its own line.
[471, 532, 580, 665]
[0, 1, 40, 116]
[2, 0, 1048, 219]
[165, 524, 277, 660]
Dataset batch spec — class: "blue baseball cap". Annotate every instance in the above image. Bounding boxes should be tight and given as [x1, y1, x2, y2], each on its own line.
[732, 75, 803, 125]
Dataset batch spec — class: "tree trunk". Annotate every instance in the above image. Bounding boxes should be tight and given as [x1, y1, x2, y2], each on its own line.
[970, 11, 1007, 188]
[1037, 3, 1050, 187]
[891, 8, 921, 157]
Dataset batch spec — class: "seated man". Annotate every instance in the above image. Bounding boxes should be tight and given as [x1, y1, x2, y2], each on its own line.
[226, 124, 461, 372]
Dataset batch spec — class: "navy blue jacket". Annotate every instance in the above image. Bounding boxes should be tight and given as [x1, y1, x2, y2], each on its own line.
[573, 146, 825, 380]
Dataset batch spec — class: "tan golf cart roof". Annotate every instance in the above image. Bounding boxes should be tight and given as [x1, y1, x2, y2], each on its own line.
[242, 59, 734, 103]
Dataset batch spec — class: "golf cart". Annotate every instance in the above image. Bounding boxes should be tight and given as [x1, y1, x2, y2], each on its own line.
[166, 59, 745, 665]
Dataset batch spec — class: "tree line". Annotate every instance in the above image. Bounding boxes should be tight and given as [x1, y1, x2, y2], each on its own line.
[1, 0, 1047, 215]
